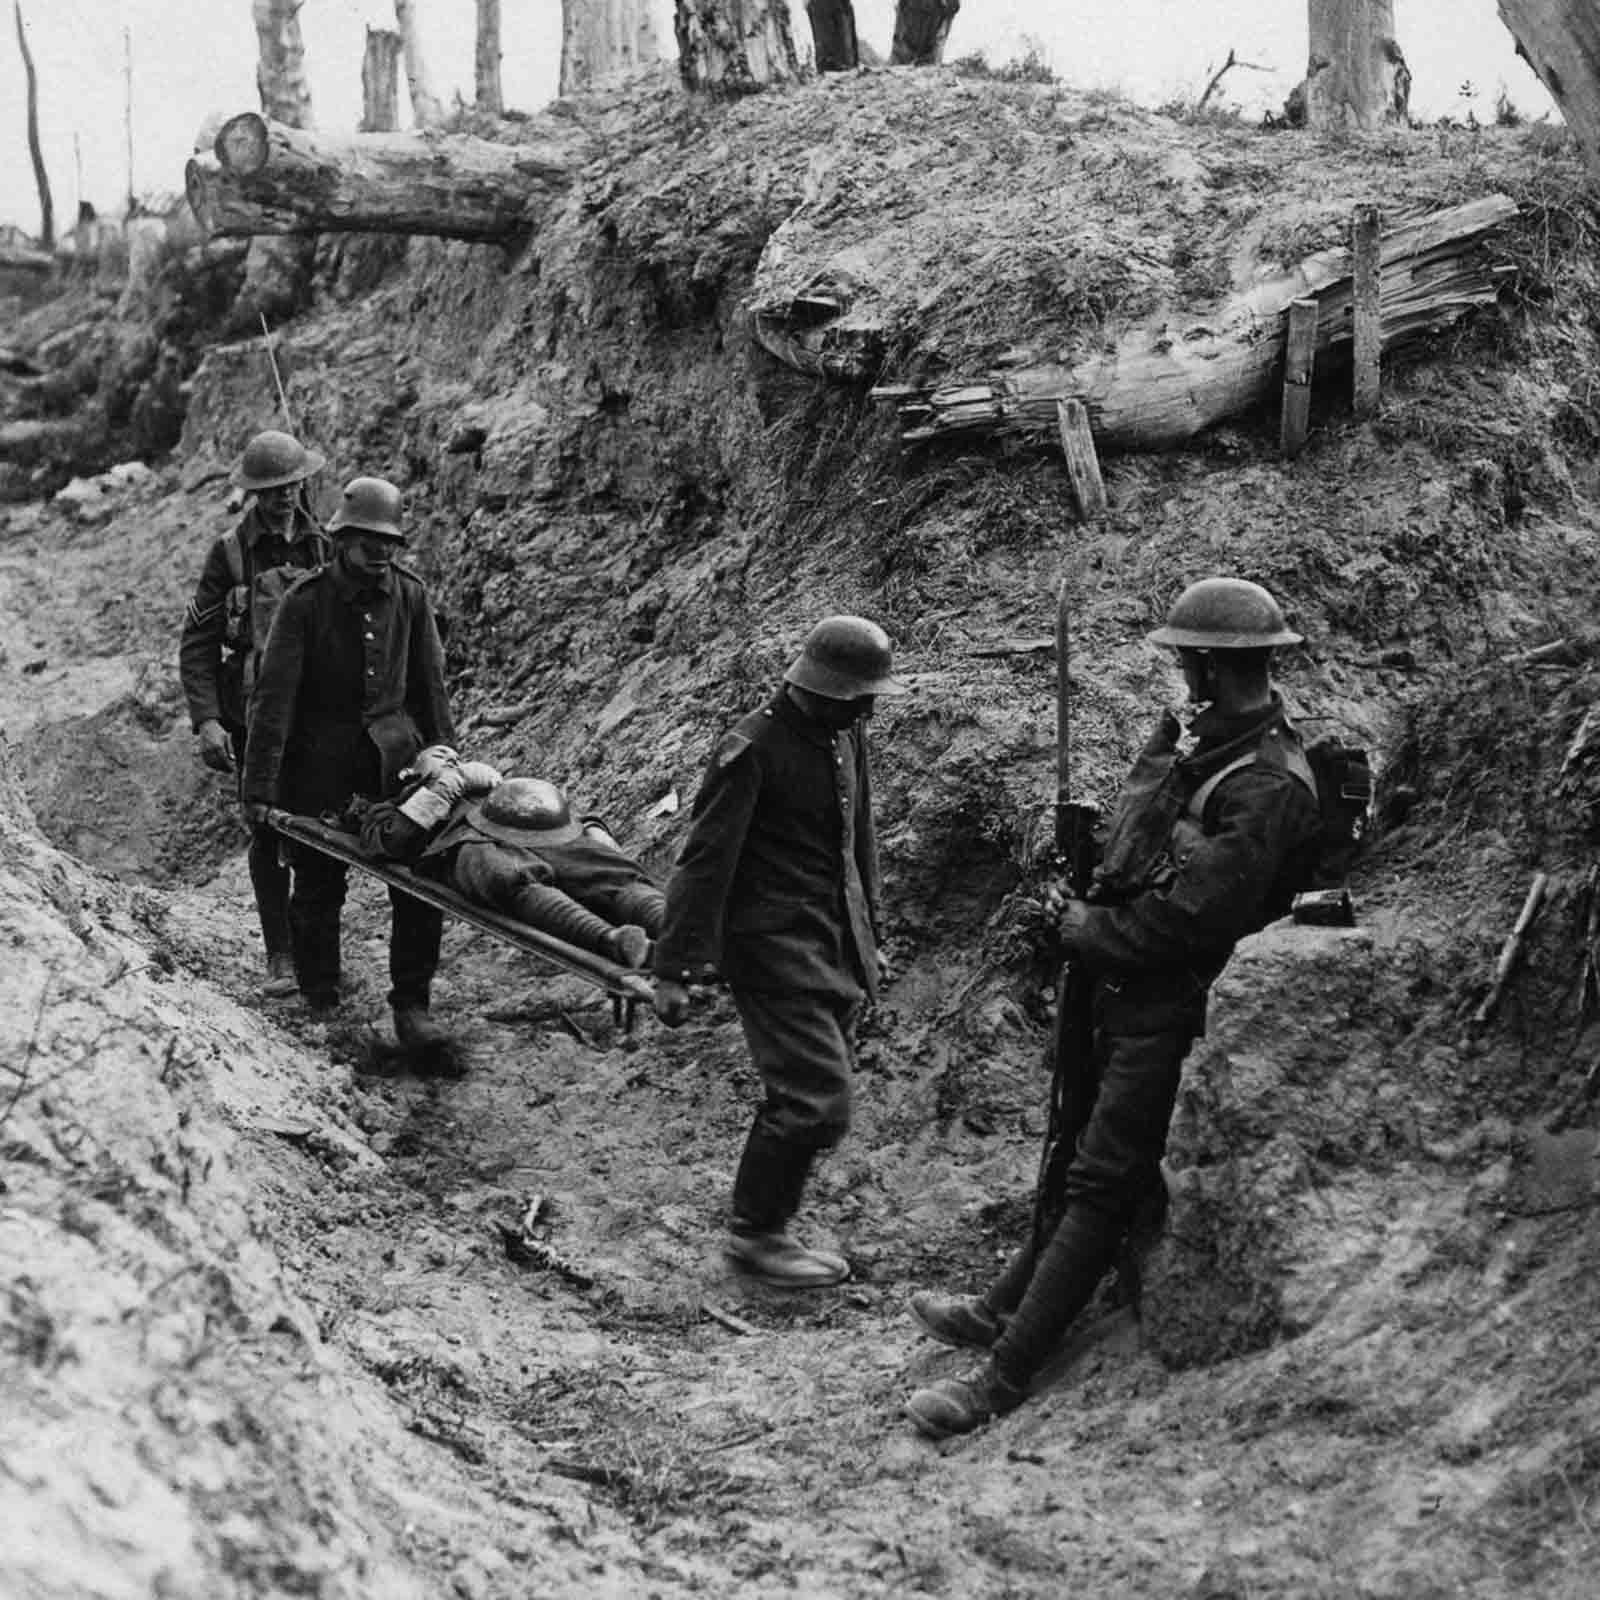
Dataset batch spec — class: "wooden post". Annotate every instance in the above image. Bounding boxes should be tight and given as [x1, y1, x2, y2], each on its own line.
[1352, 203, 1381, 417]
[1056, 398, 1106, 520]
[1280, 296, 1319, 457]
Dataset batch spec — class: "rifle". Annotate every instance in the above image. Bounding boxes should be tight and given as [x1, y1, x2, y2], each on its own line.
[1031, 577, 1101, 1253]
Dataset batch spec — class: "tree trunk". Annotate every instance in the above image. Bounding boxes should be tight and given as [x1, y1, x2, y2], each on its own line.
[806, 0, 859, 72]
[889, 0, 960, 66]
[675, 0, 799, 94]
[1497, 0, 1600, 172]
[186, 112, 587, 242]
[561, 0, 662, 94]
[783, 195, 1518, 452]
[251, 0, 314, 129]
[1300, 0, 1410, 130]
[362, 28, 403, 132]
[394, 0, 445, 126]
[13, 4, 53, 249]
[475, 0, 503, 113]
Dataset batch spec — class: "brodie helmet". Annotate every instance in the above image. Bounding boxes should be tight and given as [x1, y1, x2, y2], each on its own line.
[235, 429, 325, 492]
[783, 615, 908, 700]
[328, 476, 406, 542]
[467, 777, 581, 847]
[1147, 578, 1303, 651]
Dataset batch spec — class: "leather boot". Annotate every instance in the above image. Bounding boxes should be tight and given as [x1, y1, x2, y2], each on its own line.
[261, 951, 298, 999]
[725, 1230, 850, 1289]
[727, 1125, 847, 1288]
[908, 1291, 1003, 1351]
[905, 1360, 1026, 1440]
[393, 1004, 464, 1077]
[602, 924, 652, 969]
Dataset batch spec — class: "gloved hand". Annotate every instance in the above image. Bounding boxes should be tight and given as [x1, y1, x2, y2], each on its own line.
[1055, 896, 1092, 956]
[198, 719, 235, 774]
[242, 800, 271, 828]
[653, 979, 692, 1028]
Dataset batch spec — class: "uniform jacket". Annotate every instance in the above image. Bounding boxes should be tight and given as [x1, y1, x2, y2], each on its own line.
[1066, 694, 1322, 986]
[241, 558, 455, 816]
[178, 504, 328, 730]
[653, 689, 883, 1000]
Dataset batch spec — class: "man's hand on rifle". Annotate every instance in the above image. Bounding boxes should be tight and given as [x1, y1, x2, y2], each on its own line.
[242, 800, 271, 829]
[197, 719, 235, 774]
[1052, 892, 1093, 956]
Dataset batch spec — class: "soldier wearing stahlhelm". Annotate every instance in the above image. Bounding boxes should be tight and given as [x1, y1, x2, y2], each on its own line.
[241, 476, 457, 1066]
[178, 428, 328, 997]
[653, 615, 909, 1289]
[903, 577, 1323, 1438]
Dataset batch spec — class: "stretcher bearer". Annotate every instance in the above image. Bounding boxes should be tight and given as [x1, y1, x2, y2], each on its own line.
[242, 476, 456, 1060]
[179, 429, 327, 997]
[654, 616, 907, 1289]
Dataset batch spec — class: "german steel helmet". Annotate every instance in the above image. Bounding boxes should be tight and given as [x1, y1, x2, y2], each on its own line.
[783, 615, 908, 699]
[327, 476, 406, 542]
[1147, 578, 1303, 650]
[235, 429, 325, 491]
[471, 778, 582, 846]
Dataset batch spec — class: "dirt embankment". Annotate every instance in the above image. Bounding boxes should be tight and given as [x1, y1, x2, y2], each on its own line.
[5, 66, 1600, 1598]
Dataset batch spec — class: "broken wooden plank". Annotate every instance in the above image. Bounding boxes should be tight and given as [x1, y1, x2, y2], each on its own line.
[1280, 296, 1319, 457]
[1352, 203, 1382, 417]
[1472, 871, 1549, 1028]
[1056, 397, 1106, 519]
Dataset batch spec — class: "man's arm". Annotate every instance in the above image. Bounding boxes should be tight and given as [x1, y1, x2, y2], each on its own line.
[1062, 767, 1318, 974]
[241, 591, 307, 808]
[178, 538, 233, 731]
[652, 734, 761, 982]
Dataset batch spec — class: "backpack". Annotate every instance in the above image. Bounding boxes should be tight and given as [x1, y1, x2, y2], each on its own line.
[1188, 731, 1375, 891]
[220, 528, 316, 704]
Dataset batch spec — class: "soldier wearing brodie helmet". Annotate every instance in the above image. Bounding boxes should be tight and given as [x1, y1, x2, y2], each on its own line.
[654, 616, 907, 1289]
[902, 577, 1322, 1438]
[179, 428, 328, 998]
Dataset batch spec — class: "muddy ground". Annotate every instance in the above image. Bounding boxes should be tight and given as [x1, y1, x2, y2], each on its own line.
[5, 66, 1600, 1600]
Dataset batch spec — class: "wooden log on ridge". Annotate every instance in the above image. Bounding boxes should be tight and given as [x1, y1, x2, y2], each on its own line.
[852, 194, 1517, 452]
[185, 111, 587, 242]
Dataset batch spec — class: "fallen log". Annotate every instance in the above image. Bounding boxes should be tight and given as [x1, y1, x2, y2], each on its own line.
[185, 111, 588, 242]
[769, 194, 1514, 452]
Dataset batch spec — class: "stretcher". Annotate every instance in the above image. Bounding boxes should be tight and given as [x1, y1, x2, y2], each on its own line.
[266, 810, 655, 1032]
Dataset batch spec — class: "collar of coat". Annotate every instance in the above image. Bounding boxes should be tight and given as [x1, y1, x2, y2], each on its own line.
[770, 686, 850, 751]
[1183, 692, 1292, 775]
[327, 553, 396, 605]
[237, 502, 324, 554]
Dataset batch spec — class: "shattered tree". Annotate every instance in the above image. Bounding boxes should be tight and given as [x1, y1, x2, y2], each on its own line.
[362, 28, 403, 133]
[14, 2, 53, 249]
[476, 0, 503, 114]
[395, 0, 445, 126]
[890, 0, 960, 67]
[675, 0, 800, 93]
[806, 0, 860, 72]
[186, 113, 587, 242]
[1298, 0, 1410, 129]
[832, 196, 1518, 450]
[252, 0, 314, 128]
[560, 0, 661, 94]
[1497, 0, 1600, 172]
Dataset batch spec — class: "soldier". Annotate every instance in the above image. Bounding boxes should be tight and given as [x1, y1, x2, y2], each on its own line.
[653, 616, 907, 1289]
[903, 578, 1323, 1437]
[354, 754, 665, 968]
[179, 429, 327, 997]
[241, 477, 456, 1058]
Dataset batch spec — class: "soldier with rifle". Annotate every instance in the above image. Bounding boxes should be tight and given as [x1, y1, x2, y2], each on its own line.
[179, 429, 328, 997]
[903, 577, 1323, 1437]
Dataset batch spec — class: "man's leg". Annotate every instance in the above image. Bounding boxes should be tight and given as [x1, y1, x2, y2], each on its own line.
[287, 848, 347, 1009]
[907, 1021, 1197, 1437]
[229, 721, 294, 995]
[725, 987, 858, 1288]
[387, 885, 456, 1069]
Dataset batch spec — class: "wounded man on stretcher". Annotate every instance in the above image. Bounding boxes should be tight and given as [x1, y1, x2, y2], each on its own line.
[346, 746, 667, 969]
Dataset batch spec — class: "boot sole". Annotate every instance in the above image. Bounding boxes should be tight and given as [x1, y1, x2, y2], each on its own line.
[908, 1301, 999, 1351]
[725, 1252, 850, 1290]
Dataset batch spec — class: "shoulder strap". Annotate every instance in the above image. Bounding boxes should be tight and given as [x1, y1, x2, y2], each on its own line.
[221, 528, 245, 589]
[1187, 738, 1317, 821]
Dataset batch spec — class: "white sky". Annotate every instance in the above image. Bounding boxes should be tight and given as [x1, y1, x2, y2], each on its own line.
[1, 1, 1554, 234]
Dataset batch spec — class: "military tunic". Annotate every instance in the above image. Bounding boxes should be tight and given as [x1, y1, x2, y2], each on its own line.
[655, 689, 886, 1150]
